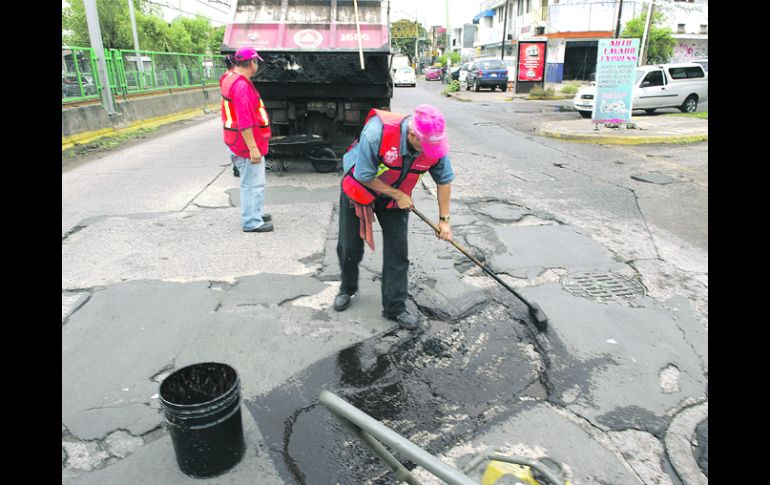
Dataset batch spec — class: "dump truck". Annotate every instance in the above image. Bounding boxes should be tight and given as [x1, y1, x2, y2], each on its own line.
[221, 0, 393, 172]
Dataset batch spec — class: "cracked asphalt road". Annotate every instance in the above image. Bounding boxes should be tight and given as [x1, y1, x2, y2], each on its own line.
[62, 79, 707, 484]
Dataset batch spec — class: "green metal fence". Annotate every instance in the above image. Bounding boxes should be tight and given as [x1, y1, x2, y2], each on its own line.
[62, 46, 228, 104]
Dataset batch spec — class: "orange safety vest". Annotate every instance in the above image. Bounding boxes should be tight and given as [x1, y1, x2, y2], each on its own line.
[220, 73, 271, 154]
[341, 109, 440, 209]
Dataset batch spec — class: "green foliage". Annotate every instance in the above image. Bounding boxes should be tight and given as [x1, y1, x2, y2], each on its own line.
[390, 20, 427, 65]
[560, 83, 580, 95]
[621, 10, 675, 64]
[63, 0, 223, 54]
[442, 80, 461, 95]
[209, 26, 227, 54]
[435, 53, 460, 67]
[63, 126, 158, 159]
[669, 111, 707, 119]
[527, 85, 556, 99]
[62, 0, 144, 48]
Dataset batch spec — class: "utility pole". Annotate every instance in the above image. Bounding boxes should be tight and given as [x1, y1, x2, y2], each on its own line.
[614, 0, 624, 38]
[127, 0, 144, 86]
[501, 0, 510, 60]
[84, 0, 117, 115]
[414, 18, 419, 70]
[639, 0, 654, 66]
[445, 0, 451, 67]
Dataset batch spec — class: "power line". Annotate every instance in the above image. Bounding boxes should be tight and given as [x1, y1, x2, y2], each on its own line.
[144, 0, 227, 24]
[191, 0, 229, 16]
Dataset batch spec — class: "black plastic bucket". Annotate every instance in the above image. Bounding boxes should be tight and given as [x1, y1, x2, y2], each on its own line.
[159, 362, 245, 478]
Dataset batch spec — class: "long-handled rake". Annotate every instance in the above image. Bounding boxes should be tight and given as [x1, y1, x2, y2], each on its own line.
[412, 208, 549, 330]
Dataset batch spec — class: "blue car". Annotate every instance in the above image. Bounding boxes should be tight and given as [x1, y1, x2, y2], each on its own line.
[464, 58, 509, 92]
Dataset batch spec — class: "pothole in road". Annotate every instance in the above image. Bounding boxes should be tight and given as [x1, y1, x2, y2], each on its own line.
[474, 122, 500, 127]
[245, 305, 544, 484]
[560, 272, 646, 302]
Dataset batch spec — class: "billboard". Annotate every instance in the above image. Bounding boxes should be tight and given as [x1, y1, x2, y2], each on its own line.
[517, 41, 546, 82]
[592, 38, 640, 124]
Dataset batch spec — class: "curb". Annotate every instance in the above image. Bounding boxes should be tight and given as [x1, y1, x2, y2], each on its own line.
[448, 93, 472, 102]
[537, 128, 708, 145]
[62, 103, 219, 151]
[665, 401, 708, 485]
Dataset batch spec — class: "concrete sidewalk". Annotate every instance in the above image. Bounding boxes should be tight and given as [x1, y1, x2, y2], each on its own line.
[446, 89, 707, 145]
[539, 116, 708, 145]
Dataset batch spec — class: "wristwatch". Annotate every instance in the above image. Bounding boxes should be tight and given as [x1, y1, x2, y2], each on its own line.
[439, 215, 450, 222]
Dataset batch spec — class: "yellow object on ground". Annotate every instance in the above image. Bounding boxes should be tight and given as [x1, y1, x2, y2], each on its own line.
[481, 460, 572, 485]
[481, 461, 540, 485]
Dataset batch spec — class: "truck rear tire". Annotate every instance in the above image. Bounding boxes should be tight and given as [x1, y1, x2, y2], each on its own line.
[578, 110, 592, 119]
[309, 147, 339, 173]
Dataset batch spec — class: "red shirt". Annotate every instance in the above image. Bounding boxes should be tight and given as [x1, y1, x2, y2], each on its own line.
[225, 76, 269, 157]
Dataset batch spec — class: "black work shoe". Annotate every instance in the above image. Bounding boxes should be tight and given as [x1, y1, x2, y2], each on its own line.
[243, 222, 274, 233]
[262, 213, 272, 222]
[384, 311, 421, 331]
[233, 167, 240, 177]
[333, 292, 355, 312]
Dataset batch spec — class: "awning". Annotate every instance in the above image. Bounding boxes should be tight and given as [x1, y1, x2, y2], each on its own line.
[473, 9, 495, 22]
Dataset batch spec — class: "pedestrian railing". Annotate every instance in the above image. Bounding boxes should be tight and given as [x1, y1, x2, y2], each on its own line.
[62, 46, 228, 105]
[319, 390, 567, 485]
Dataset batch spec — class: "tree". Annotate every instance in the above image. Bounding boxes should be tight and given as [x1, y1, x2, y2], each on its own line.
[390, 19, 427, 66]
[178, 17, 214, 54]
[435, 52, 460, 67]
[63, 0, 223, 55]
[63, 0, 150, 49]
[621, 9, 675, 64]
[209, 26, 227, 55]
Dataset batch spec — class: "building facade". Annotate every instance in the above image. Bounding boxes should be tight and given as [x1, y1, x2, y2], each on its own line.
[462, 0, 707, 82]
[655, 0, 708, 62]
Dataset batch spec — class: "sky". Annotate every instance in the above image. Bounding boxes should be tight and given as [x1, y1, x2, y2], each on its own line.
[389, 0, 484, 29]
[64, 1, 485, 29]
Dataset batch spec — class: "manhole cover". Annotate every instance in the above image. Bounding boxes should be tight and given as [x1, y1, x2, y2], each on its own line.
[560, 272, 645, 302]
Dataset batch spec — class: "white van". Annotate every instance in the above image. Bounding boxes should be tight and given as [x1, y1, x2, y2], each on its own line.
[573, 62, 708, 118]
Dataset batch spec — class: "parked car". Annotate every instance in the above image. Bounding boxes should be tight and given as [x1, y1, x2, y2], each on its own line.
[463, 58, 508, 92]
[393, 66, 416, 87]
[503, 56, 517, 80]
[449, 65, 462, 81]
[692, 58, 708, 74]
[458, 62, 471, 84]
[573, 62, 708, 118]
[425, 66, 443, 81]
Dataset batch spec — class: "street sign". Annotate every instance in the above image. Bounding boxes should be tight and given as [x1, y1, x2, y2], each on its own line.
[517, 41, 546, 82]
[592, 38, 641, 124]
[514, 40, 547, 94]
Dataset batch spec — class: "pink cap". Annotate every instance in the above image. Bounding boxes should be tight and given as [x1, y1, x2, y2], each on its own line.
[234, 46, 264, 63]
[411, 104, 449, 159]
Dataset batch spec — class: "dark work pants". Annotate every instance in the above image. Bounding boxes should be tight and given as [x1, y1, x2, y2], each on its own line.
[337, 192, 410, 316]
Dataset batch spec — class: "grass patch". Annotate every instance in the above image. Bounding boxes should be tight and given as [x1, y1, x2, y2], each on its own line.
[559, 83, 580, 95]
[667, 111, 708, 119]
[442, 80, 461, 96]
[63, 126, 158, 159]
[528, 85, 554, 99]
[526, 85, 573, 100]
